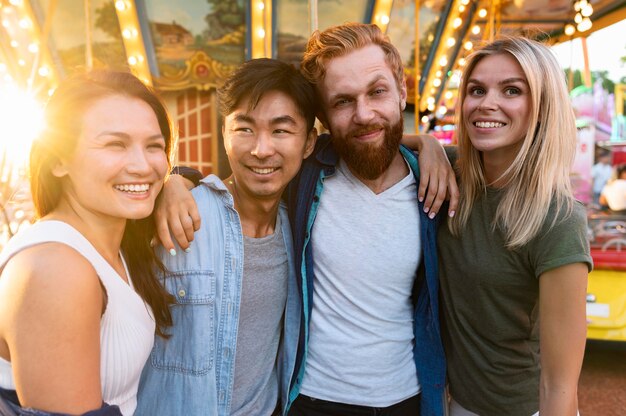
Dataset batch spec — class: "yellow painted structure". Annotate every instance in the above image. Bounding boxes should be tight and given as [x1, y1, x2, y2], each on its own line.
[586, 268, 626, 342]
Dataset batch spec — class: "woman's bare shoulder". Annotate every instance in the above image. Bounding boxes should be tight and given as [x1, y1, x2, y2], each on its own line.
[1, 243, 102, 314]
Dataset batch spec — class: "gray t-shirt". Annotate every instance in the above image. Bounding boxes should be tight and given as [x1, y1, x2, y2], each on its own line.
[438, 188, 592, 416]
[231, 215, 288, 416]
[300, 159, 421, 406]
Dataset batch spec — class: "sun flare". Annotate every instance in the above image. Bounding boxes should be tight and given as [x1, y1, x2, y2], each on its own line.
[0, 84, 44, 168]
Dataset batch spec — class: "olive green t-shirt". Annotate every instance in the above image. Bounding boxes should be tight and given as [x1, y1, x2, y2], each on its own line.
[438, 189, 592, 416]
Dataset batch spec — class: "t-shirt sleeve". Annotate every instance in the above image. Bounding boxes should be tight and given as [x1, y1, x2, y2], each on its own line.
[530, 201, 593, 278]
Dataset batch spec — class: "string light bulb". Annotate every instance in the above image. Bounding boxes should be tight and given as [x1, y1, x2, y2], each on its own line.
[570, 0, 594, 33]
[577, 17, 592, 32]
[122, 28, 138, 39]
[115, 1, 128, 11]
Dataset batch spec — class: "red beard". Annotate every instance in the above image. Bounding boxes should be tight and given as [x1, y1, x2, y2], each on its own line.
[332, 116, 404, 180]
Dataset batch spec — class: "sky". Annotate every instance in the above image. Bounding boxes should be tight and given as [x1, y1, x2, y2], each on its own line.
[551, 19, 626, 82]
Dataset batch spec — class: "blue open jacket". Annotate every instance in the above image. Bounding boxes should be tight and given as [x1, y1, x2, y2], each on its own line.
[285, 134, 447, 416]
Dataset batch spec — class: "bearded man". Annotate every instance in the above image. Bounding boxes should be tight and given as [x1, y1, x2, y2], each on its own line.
[285, 23, 447, 416]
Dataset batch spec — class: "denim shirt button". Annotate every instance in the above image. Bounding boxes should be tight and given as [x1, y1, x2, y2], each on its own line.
[223, 347, 230, 357]
[178, 288, 186, 297]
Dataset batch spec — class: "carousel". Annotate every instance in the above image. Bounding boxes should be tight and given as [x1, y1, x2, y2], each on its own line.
[0, 0, 623, 173]
[0, 0, 625, 341]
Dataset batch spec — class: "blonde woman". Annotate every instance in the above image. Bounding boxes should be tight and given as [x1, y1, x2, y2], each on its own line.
[439, 37, 591, 416]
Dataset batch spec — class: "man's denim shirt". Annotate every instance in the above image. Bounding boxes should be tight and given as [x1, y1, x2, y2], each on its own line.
[286, 135, 447, 416]
[136, 175, 301, 416]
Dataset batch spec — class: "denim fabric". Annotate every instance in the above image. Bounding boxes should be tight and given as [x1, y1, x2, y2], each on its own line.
[286, 135, 447, 416]
[0, 388, 122, 416]
[136, 175, 301, 416]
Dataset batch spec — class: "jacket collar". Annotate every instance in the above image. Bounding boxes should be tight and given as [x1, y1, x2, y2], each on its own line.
[315, 133, 340, 168]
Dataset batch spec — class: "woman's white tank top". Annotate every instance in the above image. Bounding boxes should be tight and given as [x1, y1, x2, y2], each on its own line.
[0, 221, 156, 415]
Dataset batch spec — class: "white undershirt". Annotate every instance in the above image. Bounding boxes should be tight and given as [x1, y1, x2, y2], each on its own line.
[300, 158, 421, 407]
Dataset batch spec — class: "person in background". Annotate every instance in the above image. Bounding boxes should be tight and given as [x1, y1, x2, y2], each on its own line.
[591, 150, 613, 205]
[438, 37, 591, 416]
[136, 59, 317, 416]
[0, 71, 175, 416]
[599, 163, 626, 212]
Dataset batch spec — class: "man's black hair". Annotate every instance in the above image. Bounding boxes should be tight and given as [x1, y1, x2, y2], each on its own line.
[217, 58, 317, 131]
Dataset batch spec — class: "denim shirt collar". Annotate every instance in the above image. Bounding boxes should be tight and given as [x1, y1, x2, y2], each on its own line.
[200, 174, 235, 208]
[200, 174, 229, 192]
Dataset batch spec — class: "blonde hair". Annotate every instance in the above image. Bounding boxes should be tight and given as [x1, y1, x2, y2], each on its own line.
[300, 22, 404, 90]
[450, 37, 576, 249]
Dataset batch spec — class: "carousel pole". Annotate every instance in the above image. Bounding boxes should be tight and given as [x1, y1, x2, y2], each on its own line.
[85, 0, 93, 69]
[309, 0, 318, 33]
[568, 39, 574, 90]
[27, 0, 58, 91]
[488, 0, 496, 41]
[414, 0, 420, 133]
[581, 36, 592, 88]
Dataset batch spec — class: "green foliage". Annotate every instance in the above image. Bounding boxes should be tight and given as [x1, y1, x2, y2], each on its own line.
[563, 68, 617, 94]
[95, 2, 122, 42]
[594, 71, 615, 94]
[204, 0, 244, 40]
[564, 68, 584, 90]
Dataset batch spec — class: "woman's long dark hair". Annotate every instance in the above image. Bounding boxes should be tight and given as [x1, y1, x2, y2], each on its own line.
[30, 70, 175, 337]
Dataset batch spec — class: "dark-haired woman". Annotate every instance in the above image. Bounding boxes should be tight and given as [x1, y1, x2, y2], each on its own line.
[0, 71, 175, 415]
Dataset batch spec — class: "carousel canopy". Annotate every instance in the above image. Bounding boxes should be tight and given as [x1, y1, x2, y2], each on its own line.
[0, 0, 623, 107]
